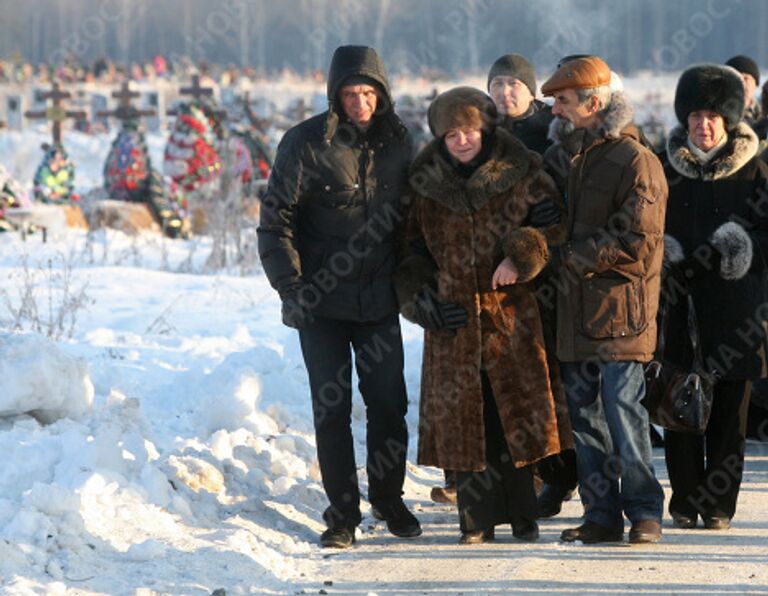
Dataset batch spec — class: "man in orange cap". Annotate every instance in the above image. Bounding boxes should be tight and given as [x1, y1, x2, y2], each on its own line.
[541, 56, 668, 545]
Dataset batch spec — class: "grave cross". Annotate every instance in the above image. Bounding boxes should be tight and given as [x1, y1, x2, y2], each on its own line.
[180, 74, 213, 100]
[97, 81, 156, 125]
[168, 74, 227, 119]
[240, 91, 257, 125]
[24, 81, 87, 145]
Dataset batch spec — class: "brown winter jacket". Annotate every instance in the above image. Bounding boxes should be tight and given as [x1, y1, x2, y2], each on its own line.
[555, 93, 668, 363]
[395, 128, 573, 472]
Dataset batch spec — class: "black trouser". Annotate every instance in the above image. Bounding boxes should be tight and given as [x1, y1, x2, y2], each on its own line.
[665, 379, 751, 520]
[746, 380, 768, 440]
[299, 313, 408, 528]
[537, 449, 578, 492]
[456, 372, 538, 532]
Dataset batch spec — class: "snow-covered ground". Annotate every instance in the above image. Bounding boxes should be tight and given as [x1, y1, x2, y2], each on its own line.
[0, 226, 431, 595]
[3, 226, 768, 596]
[1, 74, 767, 595]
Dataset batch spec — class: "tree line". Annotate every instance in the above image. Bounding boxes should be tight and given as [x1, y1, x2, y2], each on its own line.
[1, 0, 765, 76]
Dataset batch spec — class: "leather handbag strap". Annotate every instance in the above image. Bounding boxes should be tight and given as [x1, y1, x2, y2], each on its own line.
[686, 293, 706, 371]
[656, 286, 669, 358]
[656, 270, 704, 372]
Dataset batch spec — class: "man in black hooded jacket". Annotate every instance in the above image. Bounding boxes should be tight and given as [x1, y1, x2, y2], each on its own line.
[258, 45, 419, 548]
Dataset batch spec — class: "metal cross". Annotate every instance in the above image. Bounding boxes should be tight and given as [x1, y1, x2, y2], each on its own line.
[97, 81, 156, 124]
[24, 81, 87, 145]
[167, 74, 227, 119]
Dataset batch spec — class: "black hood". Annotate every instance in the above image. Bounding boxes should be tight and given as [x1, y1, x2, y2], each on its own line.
[326, 45, 393, 115]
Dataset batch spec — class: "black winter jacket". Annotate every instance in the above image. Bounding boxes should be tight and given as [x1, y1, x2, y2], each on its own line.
[499, 99, 554, 156]
[661, 123, 768, 380]
[258, 46, 411, 322]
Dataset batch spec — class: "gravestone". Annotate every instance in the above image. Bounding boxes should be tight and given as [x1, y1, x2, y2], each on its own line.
[5, 94, 25, 131]
[141, 90, 164, 132]
[90, 93, 109, 132]
[220, 87, 236, 108]
[30, 87, 48, 113]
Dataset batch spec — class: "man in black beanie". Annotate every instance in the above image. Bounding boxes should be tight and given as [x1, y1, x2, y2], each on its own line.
[726, 55, 762, 127]
[487, 53, 554, 155]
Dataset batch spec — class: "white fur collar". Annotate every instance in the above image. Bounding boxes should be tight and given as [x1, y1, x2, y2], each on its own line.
[666, 122, 759, 181]
[547, 91, 634, 154]
[596, 92, 634, 139]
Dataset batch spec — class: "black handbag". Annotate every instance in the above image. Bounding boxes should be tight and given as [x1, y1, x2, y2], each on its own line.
[642, 292, 715, 434]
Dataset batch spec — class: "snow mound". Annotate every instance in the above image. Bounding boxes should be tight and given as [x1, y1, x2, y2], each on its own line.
[0, 333, 94, 422]
[125, 539, 166, 561]
[187, 345, 284, 436]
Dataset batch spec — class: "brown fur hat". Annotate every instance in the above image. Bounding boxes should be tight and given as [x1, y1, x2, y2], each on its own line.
[427, 86, 498, 138]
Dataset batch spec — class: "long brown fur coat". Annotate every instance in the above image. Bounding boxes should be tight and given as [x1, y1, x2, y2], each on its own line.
[395, 128, 573, 472]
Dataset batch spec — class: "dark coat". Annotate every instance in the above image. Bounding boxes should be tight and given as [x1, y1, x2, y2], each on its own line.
[395, 128, 572, 472]
[661, 123, 768, 380]
[499, 99, 554, 156]
[543, 118, 586, 199]
[745, 99, 763, 130]
[257, 46, 411, 322]
[555, 93, 669, 363]
[752, 117, 768, 142]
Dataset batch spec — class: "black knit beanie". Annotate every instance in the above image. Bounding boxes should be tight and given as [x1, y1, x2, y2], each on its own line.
[487, 54, 536, 96]
[726, 55, 760, 86]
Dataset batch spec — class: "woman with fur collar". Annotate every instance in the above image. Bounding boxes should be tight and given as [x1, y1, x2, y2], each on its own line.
[394, 87, 572, 544]
[661, 64, 768, 531]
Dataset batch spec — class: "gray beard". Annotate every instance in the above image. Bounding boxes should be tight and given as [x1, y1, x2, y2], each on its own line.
[559, 118, 576, 135]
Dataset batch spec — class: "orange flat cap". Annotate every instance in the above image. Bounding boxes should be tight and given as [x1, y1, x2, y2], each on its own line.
[541, 56, 612, 96]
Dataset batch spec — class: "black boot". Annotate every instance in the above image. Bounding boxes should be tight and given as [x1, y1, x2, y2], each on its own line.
[371, 499, 422, 538]
[320, 526, 356, 548]
[536, 483, 573, 518]
[458, 527, 494, 544]
[512, 519, 540, 541]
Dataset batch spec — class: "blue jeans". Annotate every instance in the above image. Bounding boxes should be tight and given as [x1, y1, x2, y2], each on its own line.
[560, 360, 664, 530]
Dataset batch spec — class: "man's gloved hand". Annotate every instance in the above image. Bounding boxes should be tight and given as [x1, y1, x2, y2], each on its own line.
[526, 199, 560, 228]
[412, 287, 468, 332]
[280, 283, 317, 329]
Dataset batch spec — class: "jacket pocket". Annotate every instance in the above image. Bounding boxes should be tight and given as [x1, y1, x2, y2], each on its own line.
[581, 276, 647, 339]
[317, 184, 359, 208]
[300, 245, 326, 278]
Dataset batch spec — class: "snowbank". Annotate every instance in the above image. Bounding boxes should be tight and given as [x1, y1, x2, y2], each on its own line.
[0, 332, 94, 422]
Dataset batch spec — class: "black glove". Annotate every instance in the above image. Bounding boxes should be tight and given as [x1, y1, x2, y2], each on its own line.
[526, 199, 560, 228]
[280, 284, 317, 329]
[412, 287, 468, 331]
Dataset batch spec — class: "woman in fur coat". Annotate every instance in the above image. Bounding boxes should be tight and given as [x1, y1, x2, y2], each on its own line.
[395, 87, 572, 544]
[661, 64, 768, 531]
